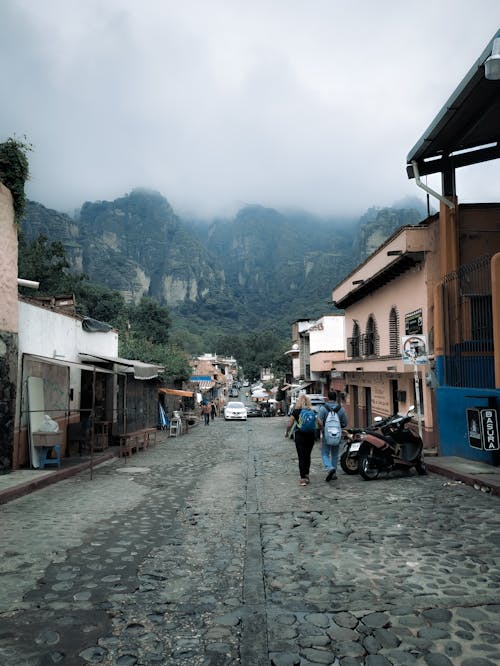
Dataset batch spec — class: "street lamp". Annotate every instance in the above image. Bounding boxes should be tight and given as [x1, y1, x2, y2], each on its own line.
[485, 32, 500, 80]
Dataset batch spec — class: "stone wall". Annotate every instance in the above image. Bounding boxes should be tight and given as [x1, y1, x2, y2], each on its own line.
[0, 184, 18, 472]
[0, 332, 17, 471]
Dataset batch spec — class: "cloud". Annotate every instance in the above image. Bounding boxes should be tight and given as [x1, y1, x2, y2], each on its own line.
[2, 0, 500, 218]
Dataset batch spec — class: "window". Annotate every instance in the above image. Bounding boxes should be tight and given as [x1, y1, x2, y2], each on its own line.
[389, 307, 400, 356]
[348, 321, 361, 357]
[363, 315, 378, 356]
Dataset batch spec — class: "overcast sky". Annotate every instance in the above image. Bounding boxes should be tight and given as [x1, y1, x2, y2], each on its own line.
[1, 0, 500, 219]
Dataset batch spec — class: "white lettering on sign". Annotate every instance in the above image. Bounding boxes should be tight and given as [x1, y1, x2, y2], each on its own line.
[482, 409, 499, 450]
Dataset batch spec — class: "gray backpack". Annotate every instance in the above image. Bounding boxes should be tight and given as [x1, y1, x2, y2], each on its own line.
[323, 405, 342, 446]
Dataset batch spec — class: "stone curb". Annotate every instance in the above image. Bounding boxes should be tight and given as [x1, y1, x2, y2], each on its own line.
[0, 451, 117, 506]
[425, 460, 500, 496]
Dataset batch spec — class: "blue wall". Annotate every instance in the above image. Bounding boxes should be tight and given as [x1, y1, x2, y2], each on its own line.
[436, 385, 500, 462]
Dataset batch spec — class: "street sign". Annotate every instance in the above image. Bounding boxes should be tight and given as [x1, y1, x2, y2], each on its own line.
[402, 335, 428, 365]
[466, 407, 499, 450]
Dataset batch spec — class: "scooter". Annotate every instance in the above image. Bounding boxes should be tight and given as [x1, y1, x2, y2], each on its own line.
[339, 415, 393, 475]
[357, 406, 427, 480]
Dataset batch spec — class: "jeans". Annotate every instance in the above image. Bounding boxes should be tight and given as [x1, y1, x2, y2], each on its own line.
[204, 413, 210, 425]
[321, 438, 339, 471]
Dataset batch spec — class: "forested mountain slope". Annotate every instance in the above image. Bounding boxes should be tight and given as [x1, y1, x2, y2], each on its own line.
[21, 190, 427, 337]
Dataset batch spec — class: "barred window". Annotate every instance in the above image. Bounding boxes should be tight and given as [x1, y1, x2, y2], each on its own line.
[364, 315, 378, 356]
[349, 321, 360, 357]
[389, 307, 400, 356]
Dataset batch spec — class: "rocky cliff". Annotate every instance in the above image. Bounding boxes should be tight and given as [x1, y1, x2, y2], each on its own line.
[21, 190, 427, 333]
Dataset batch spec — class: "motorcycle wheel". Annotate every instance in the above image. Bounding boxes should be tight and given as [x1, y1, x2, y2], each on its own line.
[415, 460, 427, 476]
[340, 450, 359, 475]
[359, 453, 380, 481]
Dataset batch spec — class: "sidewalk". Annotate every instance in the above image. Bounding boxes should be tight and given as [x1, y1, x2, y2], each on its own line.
[425, 455, 500, 496]
[0, 449, 118, 505]
[1, 449, 500, 505]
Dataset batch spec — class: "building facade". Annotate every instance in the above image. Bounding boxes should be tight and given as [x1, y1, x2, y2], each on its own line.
[332, 220, 438, 447]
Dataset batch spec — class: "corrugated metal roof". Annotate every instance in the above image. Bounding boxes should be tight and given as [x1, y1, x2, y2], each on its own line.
[79, 353, 162, 380]
[407, 28, 500, 178]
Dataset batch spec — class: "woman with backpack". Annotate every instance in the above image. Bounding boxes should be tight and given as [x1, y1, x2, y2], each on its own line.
[284, 393, 317, 487]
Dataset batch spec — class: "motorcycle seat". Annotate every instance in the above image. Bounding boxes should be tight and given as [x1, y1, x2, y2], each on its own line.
[364, 430, 394, 445]
[363, 432, 394, 448]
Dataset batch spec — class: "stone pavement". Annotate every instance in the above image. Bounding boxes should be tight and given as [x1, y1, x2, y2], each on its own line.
[1, 418, 500, 665]
[2, 440, 500, 507]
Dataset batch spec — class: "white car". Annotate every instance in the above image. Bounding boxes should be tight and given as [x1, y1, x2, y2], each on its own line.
[224, 401, 247, 421]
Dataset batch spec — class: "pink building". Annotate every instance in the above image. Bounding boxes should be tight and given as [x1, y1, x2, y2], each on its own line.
[332, 219, 439, 448]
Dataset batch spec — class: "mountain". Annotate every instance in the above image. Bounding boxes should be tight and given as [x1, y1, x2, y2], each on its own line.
[20, 190, 426, 338]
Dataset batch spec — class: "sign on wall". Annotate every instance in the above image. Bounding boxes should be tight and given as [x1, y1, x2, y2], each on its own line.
[405, 309, 423, 335]
[466, 408, 500, 450]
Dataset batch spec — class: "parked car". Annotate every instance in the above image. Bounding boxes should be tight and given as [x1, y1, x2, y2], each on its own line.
[224, 401, 247, 421]
[289, 394, 326, 415]
[247, 403, 262, 417]
[308, 394, 326, 414]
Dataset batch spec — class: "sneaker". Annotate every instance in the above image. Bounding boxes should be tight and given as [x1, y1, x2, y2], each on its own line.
[325, 469, 337, 482]
[299, 478, 308, 486]
[304, 475, 310, 484]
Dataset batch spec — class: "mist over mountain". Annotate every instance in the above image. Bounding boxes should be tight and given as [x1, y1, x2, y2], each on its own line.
[21, 189, 427, 339]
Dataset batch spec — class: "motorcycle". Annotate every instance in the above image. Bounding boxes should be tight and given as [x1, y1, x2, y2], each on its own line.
[357, 406, 427, 480]
[339, 415, 393, 475]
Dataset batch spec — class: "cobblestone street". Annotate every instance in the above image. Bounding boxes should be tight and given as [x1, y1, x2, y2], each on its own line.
[1, 416, 500, 665]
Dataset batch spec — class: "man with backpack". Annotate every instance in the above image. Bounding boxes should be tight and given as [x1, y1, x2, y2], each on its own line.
[317, 390, 348, 482]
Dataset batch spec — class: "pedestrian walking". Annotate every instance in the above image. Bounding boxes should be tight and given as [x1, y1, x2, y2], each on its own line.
[210, 401, 216, 421]
[317, 389, 348, 482]
[201, 401, 211, 425]
[284, 394, 317, 487]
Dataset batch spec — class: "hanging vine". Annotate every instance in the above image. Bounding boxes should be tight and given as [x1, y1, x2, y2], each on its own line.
[0, 136, 32, 225]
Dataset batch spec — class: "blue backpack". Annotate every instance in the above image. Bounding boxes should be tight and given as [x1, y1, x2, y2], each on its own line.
[297, 408, 317, 432]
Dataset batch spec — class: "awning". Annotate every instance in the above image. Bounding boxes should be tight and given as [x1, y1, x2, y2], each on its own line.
[159, 388, 194, 398]
[79, 353, 163, 380]
[189, 375, 215, 390]
[197, 381, 214, 390]
[25, 354, 114, 374]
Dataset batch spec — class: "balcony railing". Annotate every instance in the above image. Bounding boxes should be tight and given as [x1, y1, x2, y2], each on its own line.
[347, 334, 380, 359]
[347, 336, 361, 358]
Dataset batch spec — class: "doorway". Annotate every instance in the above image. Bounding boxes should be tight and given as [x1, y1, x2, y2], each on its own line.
[365, 386, 372, 426]
[351, 385, 359, 427]
[391, 380, 398, 415]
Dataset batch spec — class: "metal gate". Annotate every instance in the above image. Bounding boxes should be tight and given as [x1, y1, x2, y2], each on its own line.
[442, 255, 494, 388]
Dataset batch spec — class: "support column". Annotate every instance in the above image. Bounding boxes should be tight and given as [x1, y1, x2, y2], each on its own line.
[439, 199, 459, 277]
[433, 280, 446, 387]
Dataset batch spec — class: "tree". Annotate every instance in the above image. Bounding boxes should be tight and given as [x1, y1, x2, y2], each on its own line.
[119, 336, 191, 383]
[128, 296, 171, 345]
[0, 136, 31, 224]
[17, 233, 70, 295]
[169, 327, 205, 355]
[71, 280, 127, 328]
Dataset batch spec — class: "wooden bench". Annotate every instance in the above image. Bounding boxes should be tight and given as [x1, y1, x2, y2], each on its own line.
[119, 431, 141, 458]
[119, 428, 158, 459]
[143, 428, 157, 448]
